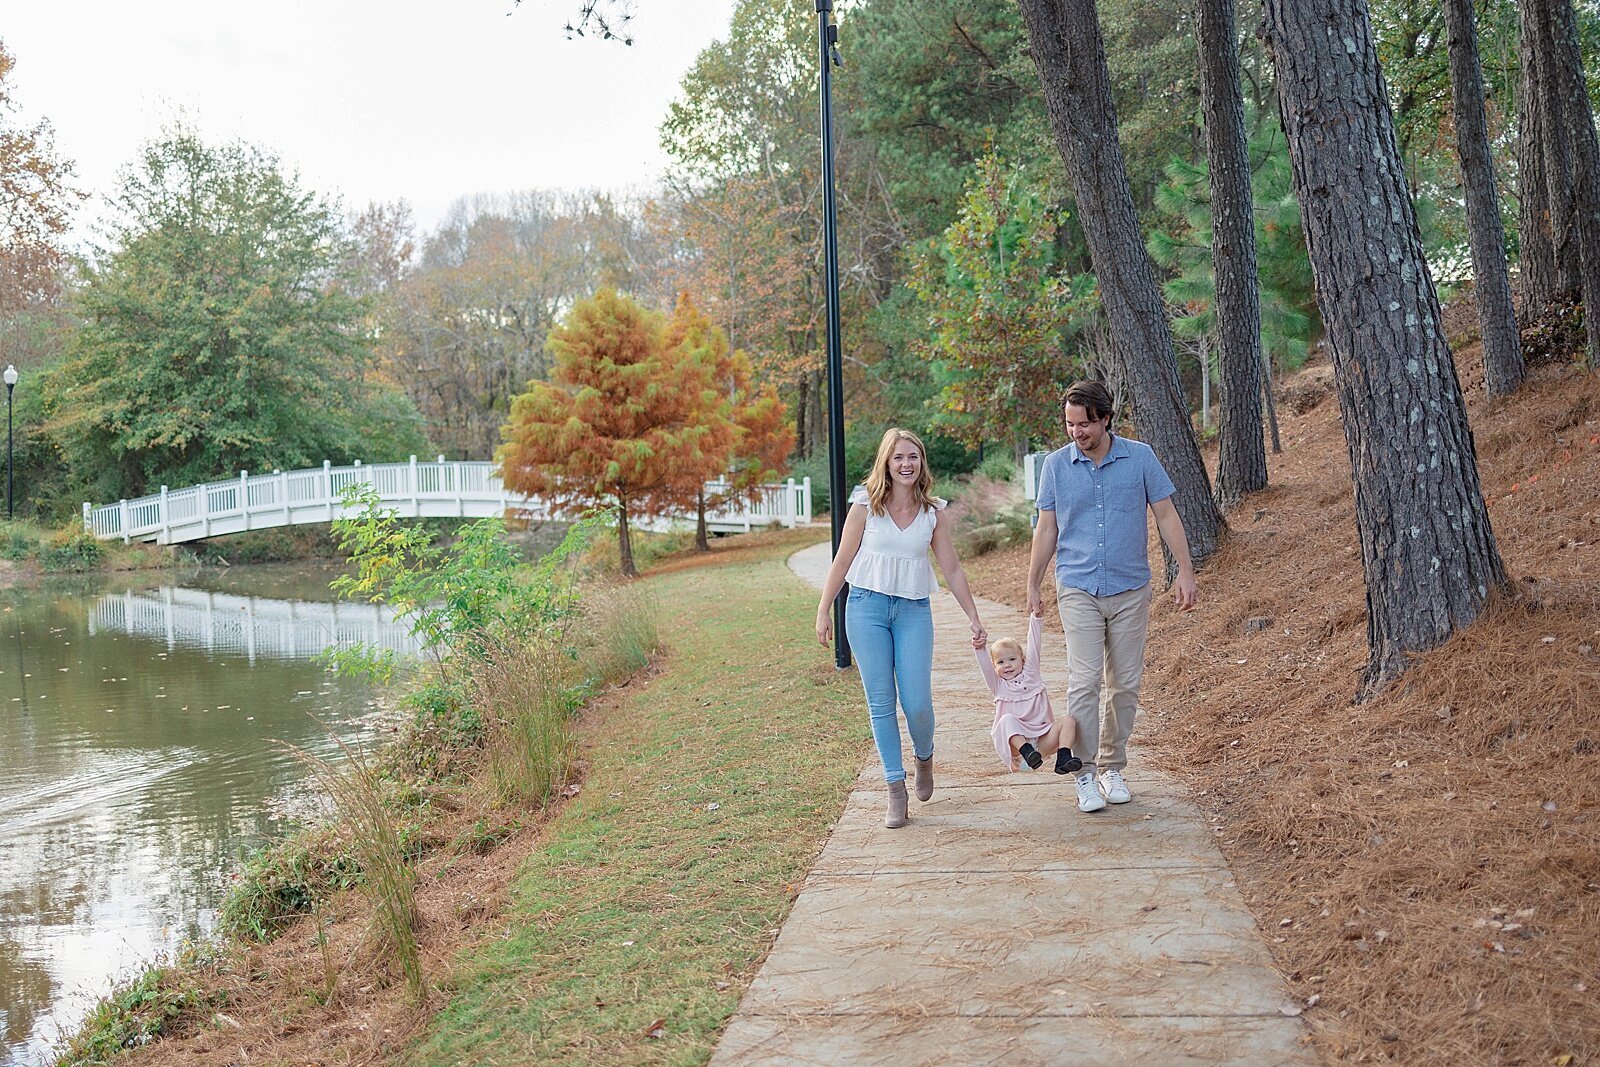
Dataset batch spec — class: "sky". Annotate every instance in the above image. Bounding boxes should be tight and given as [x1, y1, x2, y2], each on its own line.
[2, 0, 740, 245]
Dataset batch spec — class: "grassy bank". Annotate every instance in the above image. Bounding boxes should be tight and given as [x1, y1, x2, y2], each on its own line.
[70, 527, 860, 1066]
[409, 528, 862, 1064]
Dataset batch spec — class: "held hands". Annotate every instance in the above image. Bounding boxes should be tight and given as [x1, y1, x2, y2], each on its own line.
[969, 617, 987, 649]
[1026, 586, 1042, 619]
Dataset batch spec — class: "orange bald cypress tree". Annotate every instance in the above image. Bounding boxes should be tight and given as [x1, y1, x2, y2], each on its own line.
[497, 288, 729, 576]
[661, 294, 794, 551]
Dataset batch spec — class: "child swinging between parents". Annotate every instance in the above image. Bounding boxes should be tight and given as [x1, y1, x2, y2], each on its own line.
[976, 612, 1081, 774]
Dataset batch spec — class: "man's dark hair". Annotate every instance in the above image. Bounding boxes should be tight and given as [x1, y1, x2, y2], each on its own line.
[1061, 380, 1115, 424]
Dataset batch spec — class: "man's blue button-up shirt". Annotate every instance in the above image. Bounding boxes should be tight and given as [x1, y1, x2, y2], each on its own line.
[1035, 435, 1176, 596]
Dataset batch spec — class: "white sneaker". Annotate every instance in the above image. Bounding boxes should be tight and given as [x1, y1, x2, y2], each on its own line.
[1076, 772, 1107, 813]
[1099, 767, 1132, 804]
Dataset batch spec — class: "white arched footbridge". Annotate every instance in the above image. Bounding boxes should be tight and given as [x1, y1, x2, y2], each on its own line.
[84, 457, 813, 546]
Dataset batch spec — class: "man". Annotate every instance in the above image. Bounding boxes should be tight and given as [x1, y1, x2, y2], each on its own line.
[1026, 381, 1199, 813]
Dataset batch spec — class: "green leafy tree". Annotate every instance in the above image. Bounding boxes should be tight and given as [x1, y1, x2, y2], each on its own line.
[497, 288, 731, 576]
[45, 130, 428, 502]
[1146, 129, 1318, 377]
[908, 153, 1083, 461]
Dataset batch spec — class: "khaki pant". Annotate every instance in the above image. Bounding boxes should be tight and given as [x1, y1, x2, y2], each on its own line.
[1055, 582, 1153, 773]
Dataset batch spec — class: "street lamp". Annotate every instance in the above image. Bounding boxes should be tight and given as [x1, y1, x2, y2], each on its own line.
[3, 364, 16, 521]
[816, 0, 850, 669]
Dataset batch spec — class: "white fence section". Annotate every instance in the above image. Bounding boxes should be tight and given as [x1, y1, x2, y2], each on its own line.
[83, 457, 813, 545]
[89, 587, 425, 663]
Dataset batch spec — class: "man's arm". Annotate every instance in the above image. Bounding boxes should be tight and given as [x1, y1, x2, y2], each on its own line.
[1149, 497, 1198, 611]
[1027, 509, 1058, 617]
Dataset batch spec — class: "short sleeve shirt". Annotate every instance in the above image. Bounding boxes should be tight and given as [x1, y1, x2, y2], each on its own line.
[1035, 436, 1176, 596]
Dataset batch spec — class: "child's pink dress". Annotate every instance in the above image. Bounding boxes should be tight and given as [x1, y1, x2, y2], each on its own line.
[976, 615, 1056, 770]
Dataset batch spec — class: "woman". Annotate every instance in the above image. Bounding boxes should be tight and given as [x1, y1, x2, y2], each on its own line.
[815, 428, 987, 828]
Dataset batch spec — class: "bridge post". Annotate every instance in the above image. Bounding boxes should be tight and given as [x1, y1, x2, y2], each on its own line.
[801, 477, 812, 525]
[82, 501, 91, 534]
[119, 499, 129, 544]
[158, 485, 169, 544]
[324, 460, 333, 521]
[240, 471, 250, 531]
[199, 478, 210, 538]
[277, 469, 289, 526]
[408, 455, 420, 517]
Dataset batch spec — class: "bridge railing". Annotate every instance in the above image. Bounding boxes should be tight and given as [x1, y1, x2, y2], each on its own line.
[85, 457, 813, 545]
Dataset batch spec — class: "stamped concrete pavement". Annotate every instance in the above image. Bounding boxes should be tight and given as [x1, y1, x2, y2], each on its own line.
[708, 541, 1317, 1067]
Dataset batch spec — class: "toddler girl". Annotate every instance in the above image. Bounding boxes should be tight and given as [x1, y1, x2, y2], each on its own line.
[976, 613, 1080, 773]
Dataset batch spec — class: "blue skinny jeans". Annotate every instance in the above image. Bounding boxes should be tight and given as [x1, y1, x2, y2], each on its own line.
[844, 587, 935, 783]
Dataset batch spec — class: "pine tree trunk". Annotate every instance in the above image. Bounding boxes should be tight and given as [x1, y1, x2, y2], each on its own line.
[1016, 0, 1225, 566]
[1517, 2, 1561, 309]
[809, 369, 825, 457]
[615, 497, 637, 578]
[1261, 350, 1282, 454]
[695, 488, 710, 552]
[1196, 0, 1267, 509]
[1261, 0, 1508, 691]
[1446, 0, 1526, 396]
[1528, 0, 1586, 301]
[1537, 0, 1600, 367]
[795, 372, 810, 460]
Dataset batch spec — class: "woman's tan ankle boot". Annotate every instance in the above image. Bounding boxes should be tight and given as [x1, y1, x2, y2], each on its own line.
[885, 781, 909, 828]
[913, 756, 934, 802]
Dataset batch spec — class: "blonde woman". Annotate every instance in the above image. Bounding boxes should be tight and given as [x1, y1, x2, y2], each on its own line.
[816, 428, 987, 828]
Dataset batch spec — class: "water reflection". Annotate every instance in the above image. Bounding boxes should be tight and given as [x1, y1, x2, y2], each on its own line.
[0, 566, 407, 1065]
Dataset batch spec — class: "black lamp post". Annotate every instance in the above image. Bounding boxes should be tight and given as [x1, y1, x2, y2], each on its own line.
[3, 364, 15, 521]
[816, 0, 850, 669]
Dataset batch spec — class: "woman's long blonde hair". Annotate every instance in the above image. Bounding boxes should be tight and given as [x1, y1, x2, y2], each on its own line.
[862, 428, 939, 516]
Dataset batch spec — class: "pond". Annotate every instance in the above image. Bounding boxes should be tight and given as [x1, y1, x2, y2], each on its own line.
[0, 563, 418, 1066]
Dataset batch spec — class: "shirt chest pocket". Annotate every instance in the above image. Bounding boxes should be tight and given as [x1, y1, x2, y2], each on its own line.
[1113, 499, 1146, 514]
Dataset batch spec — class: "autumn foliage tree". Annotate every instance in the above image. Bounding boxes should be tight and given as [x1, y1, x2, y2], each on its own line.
[661, 293, 794, 550]
[907, 153, 1082, 462]
[497, 288, 734, 576]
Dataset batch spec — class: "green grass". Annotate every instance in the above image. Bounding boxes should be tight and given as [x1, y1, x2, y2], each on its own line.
[408, 536, 864, 1066]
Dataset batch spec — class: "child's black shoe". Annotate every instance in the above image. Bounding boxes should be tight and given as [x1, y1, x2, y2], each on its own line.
[1054, 748, 1082, 775]
[1019, 742, 1043, 769]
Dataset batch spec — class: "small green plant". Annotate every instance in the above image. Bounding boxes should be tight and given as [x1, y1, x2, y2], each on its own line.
[0, 521, 38, 561]
[323, 485, 599, 683]
[55, 950, 222, 1065]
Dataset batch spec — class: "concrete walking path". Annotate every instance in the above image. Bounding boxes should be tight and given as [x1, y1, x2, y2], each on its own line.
[709, 542, 1317, 1066]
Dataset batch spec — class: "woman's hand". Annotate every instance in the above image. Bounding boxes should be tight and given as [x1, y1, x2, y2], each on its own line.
[969, 617, 987, 648]
[816, 608, 833, 647]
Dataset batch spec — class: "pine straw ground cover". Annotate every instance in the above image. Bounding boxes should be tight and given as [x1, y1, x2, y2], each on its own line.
[962, 348, 1600, 1065]
[98, 527, 862, 1067]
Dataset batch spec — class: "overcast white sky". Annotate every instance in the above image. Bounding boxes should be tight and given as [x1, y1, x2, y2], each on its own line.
[3, 0, 740, 245]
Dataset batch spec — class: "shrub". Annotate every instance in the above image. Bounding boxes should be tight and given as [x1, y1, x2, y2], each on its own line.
[0, 521, 38, 561]
[976, 454, 1019, 483]
[40, 527, 104, 571]
[215, 828, 362, 942]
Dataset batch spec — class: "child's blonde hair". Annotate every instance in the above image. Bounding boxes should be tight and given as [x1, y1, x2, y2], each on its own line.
[989, 636, 1024, 664]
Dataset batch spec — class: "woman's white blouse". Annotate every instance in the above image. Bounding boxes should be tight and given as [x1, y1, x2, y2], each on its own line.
[843, 485, 944, 599]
